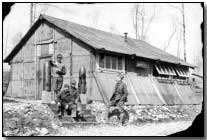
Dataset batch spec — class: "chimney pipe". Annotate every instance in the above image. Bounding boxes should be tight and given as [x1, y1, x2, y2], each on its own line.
[124, 32, 128, 42]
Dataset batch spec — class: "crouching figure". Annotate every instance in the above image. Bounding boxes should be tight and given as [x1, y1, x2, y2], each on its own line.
[106, 73, 129, 125]
[56, 79, 80, 119]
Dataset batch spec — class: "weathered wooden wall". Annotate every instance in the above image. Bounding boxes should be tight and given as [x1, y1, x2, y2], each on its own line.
[53, 24, 94, 100]
[7, 21, 99, 100]
[126, 57, 152, 76]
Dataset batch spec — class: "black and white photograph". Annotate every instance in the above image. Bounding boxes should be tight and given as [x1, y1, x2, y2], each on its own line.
[2, 2, 204, 136]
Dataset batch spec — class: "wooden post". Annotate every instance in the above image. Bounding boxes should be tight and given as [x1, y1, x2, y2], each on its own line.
[70, 38, 73, 80]
[34, 26, 38, 100]
[22, 49, 24, 99]
[45, 61, 51, 91]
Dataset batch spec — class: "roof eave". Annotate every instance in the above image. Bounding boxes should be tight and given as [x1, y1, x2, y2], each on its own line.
[3, 16, 44, 63]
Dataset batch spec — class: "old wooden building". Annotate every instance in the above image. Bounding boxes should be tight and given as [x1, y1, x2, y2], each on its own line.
[4, 15, 202, 105]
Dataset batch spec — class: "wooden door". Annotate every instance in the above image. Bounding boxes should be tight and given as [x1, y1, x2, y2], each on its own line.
[37, 56, 52, 99]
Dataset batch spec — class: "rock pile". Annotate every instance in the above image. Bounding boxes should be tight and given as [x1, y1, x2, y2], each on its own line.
[89, 101, 202, 125]
[3, 101, 62, 136]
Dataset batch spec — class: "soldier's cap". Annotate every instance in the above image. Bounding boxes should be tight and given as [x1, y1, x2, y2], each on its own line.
[57, 54, 63, 59]
[64, 84, 70, 88]
[70, 79, 76, 85]
[117, 73, 124, 79]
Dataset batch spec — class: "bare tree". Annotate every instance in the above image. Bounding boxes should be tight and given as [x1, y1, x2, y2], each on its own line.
[131, 4, 157, 41]
[163, 17, 177, 51]
[168, 3, 187, 61]
[87, 10, 101, 28]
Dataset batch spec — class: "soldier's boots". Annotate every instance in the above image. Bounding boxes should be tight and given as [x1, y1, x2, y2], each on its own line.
[119, 112, 125, 125]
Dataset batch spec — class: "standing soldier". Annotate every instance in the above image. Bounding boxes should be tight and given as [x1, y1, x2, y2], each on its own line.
[106, 73, 128, 125]
[50, 54, 66, 100]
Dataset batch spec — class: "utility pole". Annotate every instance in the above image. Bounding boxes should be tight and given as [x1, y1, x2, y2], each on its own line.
[182, 3, 186, 62]
[30, 3, 33, 27]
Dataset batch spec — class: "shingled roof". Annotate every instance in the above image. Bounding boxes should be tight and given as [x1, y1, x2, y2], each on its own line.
[4, 14, 193, 67]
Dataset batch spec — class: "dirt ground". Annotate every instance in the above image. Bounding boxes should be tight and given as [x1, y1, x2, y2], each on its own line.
[55, 121, 193, 136]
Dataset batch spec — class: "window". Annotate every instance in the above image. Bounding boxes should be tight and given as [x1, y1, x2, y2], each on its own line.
[105, 55, 111, 69]
[175, 67, 189, 77]
[154, 63, 190, 79]
[39, 43, 54, 56]
[118, 56, 123, 70]
[111, 55, 117, 69]
[97, 53, 124, 71]
[154, 64, 176, 76]
[99, 53, 105, 68]
[41, 44, 49, 55]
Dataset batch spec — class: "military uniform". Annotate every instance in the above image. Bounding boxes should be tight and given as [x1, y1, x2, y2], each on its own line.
[108, 80, 128, 112]
[107, 73, 128, 125]
[57, 85, 79, 117]
[51, 54, 66, 96]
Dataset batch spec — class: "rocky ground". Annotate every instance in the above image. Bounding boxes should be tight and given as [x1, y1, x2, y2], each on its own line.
[3, 98, 62, 136]
[3, 97, 202, 136]
[90, 101, 202, 124]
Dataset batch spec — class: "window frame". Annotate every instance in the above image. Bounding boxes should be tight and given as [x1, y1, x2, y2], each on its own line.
[96, 52, 125, 73]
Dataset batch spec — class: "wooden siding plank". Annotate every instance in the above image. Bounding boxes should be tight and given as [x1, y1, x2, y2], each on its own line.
[23, 62, 36, 80]
[12, 80, 23, 98]
[153, 80, 183, 104]
[72, 55, 90, 73]
[175, 83, 202, 104]
[127, 74, 163, 104]
[90, 76, 103, 101]
[54, 38, 71, 58]
[12, 63, 23, 81]
[23, 44, 35, 62]
[36, 23, 53, 42]
[23, 79, 36, 99]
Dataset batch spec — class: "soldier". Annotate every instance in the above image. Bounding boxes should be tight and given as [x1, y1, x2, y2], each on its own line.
[106, 73, 128, 125]
[56, 80, 80, 119]
[50, 54, 66, 99]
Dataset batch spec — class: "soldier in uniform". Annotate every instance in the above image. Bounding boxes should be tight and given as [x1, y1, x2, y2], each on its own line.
[56, 80, 80, 119]
[106, 73, 128, 125]
[50, 54, 66, 99]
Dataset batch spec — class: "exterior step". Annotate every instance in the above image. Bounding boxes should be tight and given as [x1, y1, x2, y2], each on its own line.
[61, 115, 96, 122]
[47, 104, 92, 115]
[62, 121, 100, 128]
